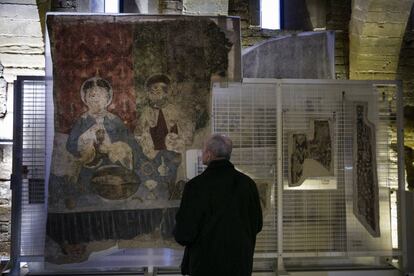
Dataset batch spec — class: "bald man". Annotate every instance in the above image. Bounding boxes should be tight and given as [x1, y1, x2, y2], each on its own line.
[174, 134, 263, 276]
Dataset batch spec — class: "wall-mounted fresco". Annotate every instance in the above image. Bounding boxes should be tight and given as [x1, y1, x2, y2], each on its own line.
[46, 14, 240, 264]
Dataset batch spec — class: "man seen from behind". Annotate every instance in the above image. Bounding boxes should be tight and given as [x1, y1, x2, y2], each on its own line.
[174, 134, 263, 276]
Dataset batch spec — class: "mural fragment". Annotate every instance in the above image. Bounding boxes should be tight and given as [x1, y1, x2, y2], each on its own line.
[288, 119, 334, 187]
[353, 102, 380, 237]
[46, 14, 240, 263]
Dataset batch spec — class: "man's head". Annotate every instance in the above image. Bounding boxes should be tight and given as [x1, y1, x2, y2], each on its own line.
[145, 73, 171, 108]
[202, 134, 233, 165]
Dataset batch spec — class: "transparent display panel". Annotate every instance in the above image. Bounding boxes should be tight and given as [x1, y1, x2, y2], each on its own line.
[213, 83, 278, 253]
[212, 80, 397, 267]
[19, 79, 47, 258]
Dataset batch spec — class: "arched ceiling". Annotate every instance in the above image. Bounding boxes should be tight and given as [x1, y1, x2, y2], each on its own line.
[349, 0, 414, 80]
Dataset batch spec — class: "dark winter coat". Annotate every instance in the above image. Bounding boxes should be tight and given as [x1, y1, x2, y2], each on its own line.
[173, 159, 263, 276]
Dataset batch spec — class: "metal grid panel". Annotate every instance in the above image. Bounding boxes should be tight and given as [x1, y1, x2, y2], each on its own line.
[281, 82, 392, 256]
[20, 79, 47, 257]
[212, 83, 278, 253]
[376, 86, 399, 249]
[376, 86, 398, 190]
[342, 84, 392, 255]
[281, 83, 346, 253]
[212, 80, 395, 262]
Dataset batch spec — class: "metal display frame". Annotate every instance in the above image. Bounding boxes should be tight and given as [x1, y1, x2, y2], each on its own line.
[213, 79, 405, 274]
[10, 76, 46, 276]
[9, 78, 406, 275]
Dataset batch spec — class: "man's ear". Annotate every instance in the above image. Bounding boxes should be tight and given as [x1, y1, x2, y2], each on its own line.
[207, 150, 215, 162]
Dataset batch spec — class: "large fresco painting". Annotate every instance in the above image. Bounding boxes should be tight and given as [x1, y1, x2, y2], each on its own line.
[46, 14, 240, 264]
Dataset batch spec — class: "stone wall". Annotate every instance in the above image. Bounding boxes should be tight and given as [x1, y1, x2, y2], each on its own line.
[0, 145, 12, 256]
[231, 0, 352, 82]
[0, 0, 45, 80]
[326, 0, 352, 79]
[242, 31, 336, 79]
[183, 0, 228, 15]
[0, 0, 45, 257]
[229, 0, 298, 49]
[398, 5, 414, 189]
[398, 5, 414, 107]
[349, 0, 413, 80]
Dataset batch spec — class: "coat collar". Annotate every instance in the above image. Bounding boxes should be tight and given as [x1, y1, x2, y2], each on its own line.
[206, 159, 234, 170]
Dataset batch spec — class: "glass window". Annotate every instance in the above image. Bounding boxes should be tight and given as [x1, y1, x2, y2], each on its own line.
[261, 0, 281, 29]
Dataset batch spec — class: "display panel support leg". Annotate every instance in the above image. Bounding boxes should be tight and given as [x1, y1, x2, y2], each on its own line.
[276, 83, 288, 276]
[276, 256, 289, 275]
[9, 78, 24, 276]
[145, 266, 157, 276]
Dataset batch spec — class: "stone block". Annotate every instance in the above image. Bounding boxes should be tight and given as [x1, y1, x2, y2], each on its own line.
[0, 0, 35, 4]
[368, 11, 412, 23]
[243, 31, 335, 79]
[350, 20, 406, 38]
[369, 0, 413, 13]
[0, 232, 10, 252]
[0, 241, 10, 250]
[183, 0, 228, 15]
[3, 68, 45, 82]
[357, 45, 401, 56]
[160, 0, 183, 13]
[0, 145, 12, 180]
[51, 0, 78, 11]
[335, 71, 348, 80]
[353, 8, 411, 24]
[0, 36, 44, 54]
[0, 178, 11, 203]
[352, 0, 370, 14]
[0, 111, 13, 141]
[353, 36, 403, 48]
[0, 239, 10, 254]
[0, 53, 45, 69]
[0, 4, 39, 20]
[350, 52, 399, 71]
[0, 207, 10, 222]
[0, 223, 9, 233]
[335, 56, 345, 65]
[0, 198, 9, 206]
[0, 18, 42, 37]
[349, 70, 396, 80]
